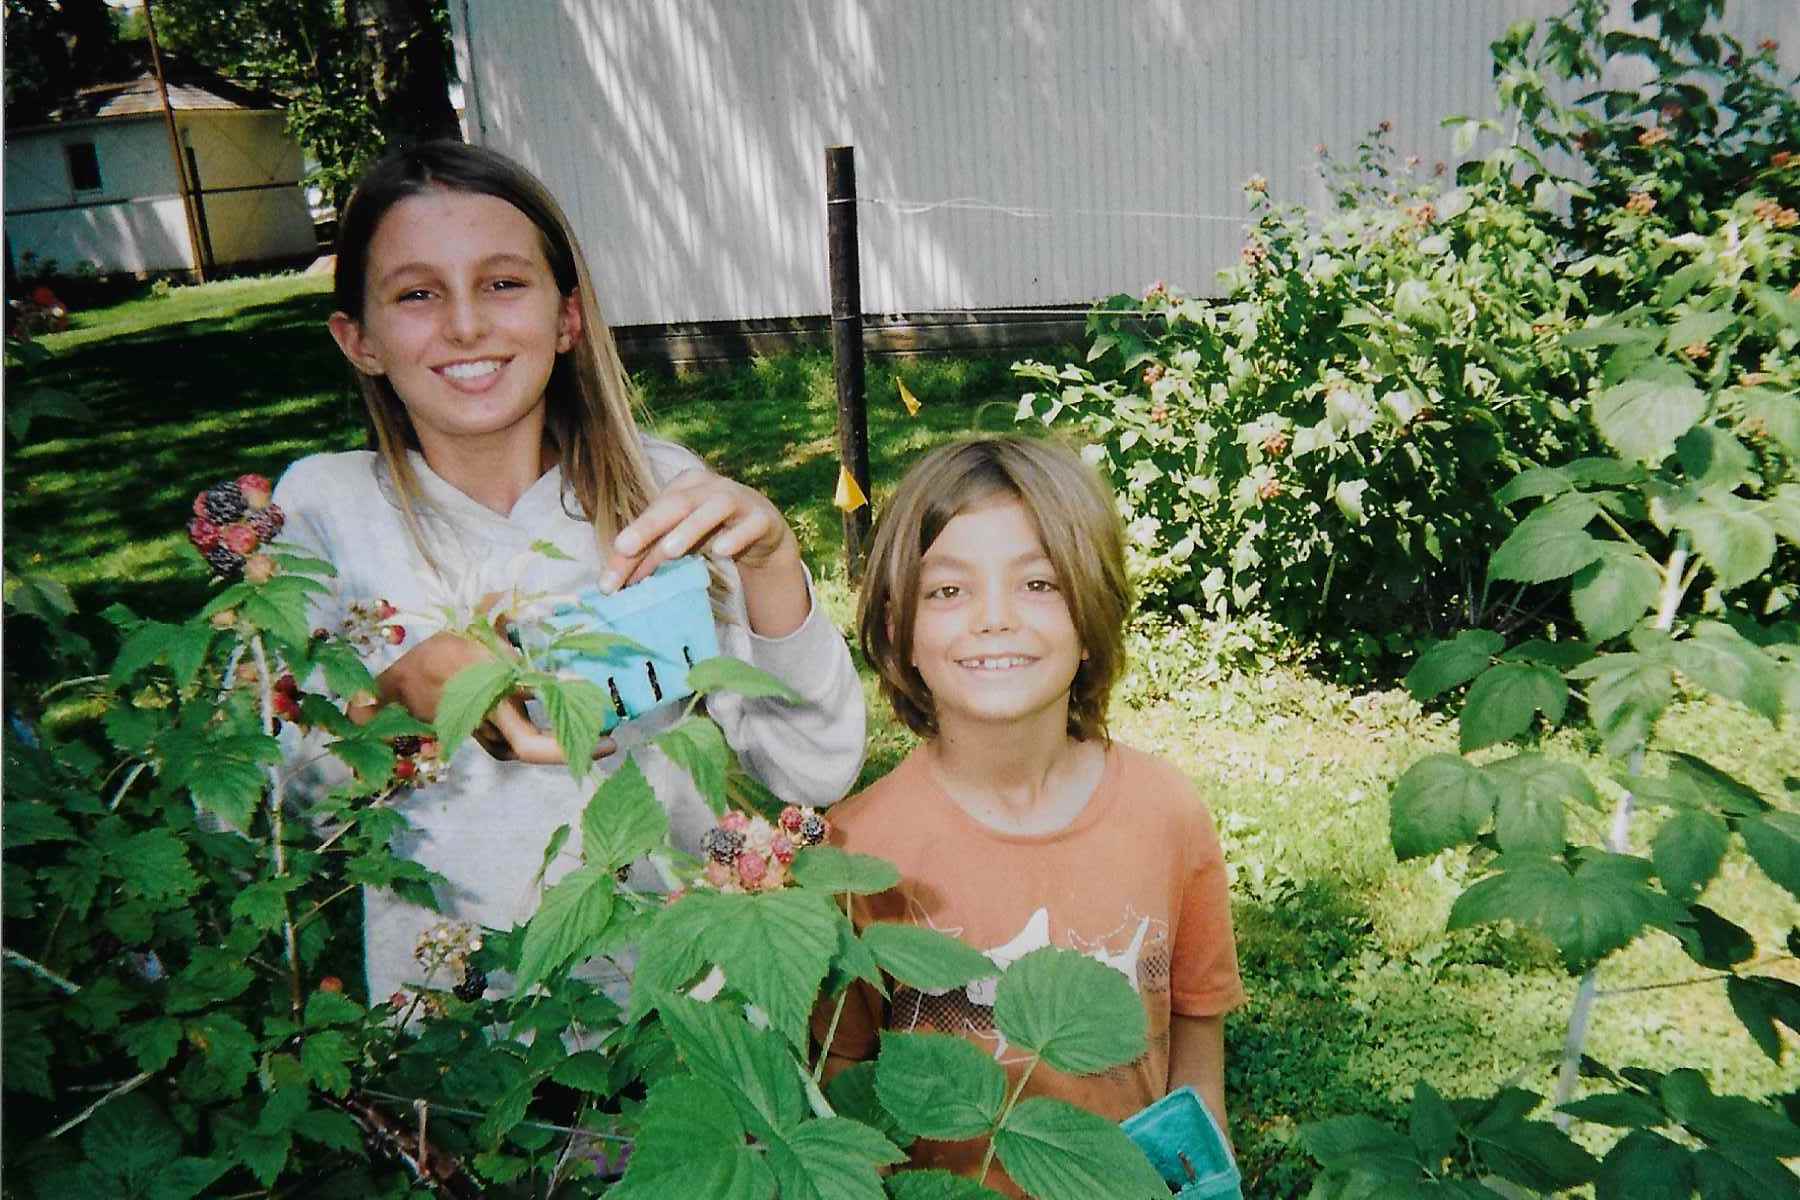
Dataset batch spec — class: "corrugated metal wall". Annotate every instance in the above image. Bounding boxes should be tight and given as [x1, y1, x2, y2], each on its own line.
[450, 0, 1798, 326]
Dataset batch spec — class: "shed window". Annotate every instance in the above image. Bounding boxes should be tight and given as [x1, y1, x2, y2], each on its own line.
[66, 143, 102, 192]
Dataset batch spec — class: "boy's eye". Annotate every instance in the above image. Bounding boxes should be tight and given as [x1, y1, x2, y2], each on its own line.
[490, 278, 527, 291]
[396, 288, 434, 303]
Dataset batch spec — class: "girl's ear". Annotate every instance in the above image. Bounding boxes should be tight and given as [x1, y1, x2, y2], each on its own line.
[327, 312, 384, 376]
[557, 293, 582, 353]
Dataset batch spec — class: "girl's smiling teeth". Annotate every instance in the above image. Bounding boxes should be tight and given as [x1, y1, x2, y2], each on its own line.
[438, 359, 505, 381]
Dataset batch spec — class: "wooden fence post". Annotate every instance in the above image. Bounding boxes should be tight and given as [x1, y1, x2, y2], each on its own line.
[825, 145, 871, 581]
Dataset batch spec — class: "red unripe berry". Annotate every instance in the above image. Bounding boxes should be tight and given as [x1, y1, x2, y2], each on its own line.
[221, 523, 260, 556]
[243, 553, 278, 584]
[735, 851, 768, 887]
[393, 758, 417, 780]
[417, 738, 439, 759]
[275, 673, 300, 696]
[188, 516, 222, 551]
[272, 691, 302, 722]
[779, 805, 804, 834]
[236, 474, 274, 509]
[376, 600, 398, 620]
[318, 976, 344, 993]
[383, 624, 407, 645]
[192, 492, 211, 520]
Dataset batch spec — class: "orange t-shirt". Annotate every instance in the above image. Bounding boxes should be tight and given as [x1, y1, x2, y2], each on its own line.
[818, 741, 1246, 1195]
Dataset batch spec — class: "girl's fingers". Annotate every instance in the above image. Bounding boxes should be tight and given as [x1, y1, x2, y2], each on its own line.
[625, 494, 737, 587]
[707, 507, 773, 559]
[476, 697, 619, 765]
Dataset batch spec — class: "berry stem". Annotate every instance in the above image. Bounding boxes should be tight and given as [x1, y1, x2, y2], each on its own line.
[3, 946, 82, 994]
[250, 635, 305, 1019]
[809, 893, 857, 1085]
[977, 1055, 1041, 1188]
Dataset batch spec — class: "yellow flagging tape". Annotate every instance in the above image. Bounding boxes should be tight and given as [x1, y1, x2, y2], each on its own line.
[834, 465, 869, 513]
[897, 378, 922, 416]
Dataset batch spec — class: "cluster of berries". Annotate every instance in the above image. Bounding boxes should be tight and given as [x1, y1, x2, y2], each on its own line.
[390, 734, 447, 789]
[412, 920, 486, 1003]
[1751, 198, 1799, 229]
[696, 806, 828, 893]
[340, 598, 408, 653]
[188, 475, 285, 580]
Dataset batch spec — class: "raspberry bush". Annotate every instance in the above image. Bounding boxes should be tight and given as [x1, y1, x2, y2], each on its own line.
[3, 477, 1181, 1199]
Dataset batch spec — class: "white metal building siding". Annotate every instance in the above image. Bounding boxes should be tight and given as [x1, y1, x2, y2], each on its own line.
[451, 0, 1798, 326]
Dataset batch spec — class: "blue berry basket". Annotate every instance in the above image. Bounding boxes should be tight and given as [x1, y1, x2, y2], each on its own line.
[1121, 1087, 1242, 1199]
[523, 556, 719, 731]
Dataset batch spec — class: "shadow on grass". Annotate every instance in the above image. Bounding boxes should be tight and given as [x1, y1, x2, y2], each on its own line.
[6, 290, 361, 623]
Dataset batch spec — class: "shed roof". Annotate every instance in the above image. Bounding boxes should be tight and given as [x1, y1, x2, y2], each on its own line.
[44, 52, 281, 123]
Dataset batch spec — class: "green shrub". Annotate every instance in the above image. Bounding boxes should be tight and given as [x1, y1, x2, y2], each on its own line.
[1018, 161, 1593, 639]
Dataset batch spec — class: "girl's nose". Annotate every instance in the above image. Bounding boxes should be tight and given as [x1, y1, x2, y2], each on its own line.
[444, 292, 487, 343]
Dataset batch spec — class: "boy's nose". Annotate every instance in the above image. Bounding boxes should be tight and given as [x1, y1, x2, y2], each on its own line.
[972, 586, 1015, 632]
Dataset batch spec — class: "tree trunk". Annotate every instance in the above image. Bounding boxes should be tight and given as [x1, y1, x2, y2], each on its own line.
[345, 0, 461, 147]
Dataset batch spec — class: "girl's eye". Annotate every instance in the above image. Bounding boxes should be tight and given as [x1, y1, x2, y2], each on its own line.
[925, 584, 961, 600]
[1024, 578, 1059, 593]
[490, 278, 527, 291]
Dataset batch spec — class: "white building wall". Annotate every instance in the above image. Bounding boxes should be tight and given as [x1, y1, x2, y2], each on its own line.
[450, 0, 1798, 326]
[4, 110, 314, 275]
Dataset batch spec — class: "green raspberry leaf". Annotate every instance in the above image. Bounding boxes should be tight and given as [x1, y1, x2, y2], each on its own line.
[656, 994, 808, 1140]
[884, 1172, 1009, 1199]
[764, 1116, 905, 1200]
[1449, 851, 1686, 971]
[824, 1062, 914, 1151]
[993, 946, 1146, 1074]
[1670, 493, 1778, 593]
[653, 716, 730, 816]
[861, 923, 994, 991]
[1594, 1129, 1695, 1200]
[1669, 622, 1785, 721]
[539, 677, 612, 780]
[791, 846, 901, 895]
[610, 1074, 774, 1200]
[1650, 809, 1728, 902]
[1726, 974, 1800, 1065]
[1408, 1080, 1459, 1167]
[874, 1031, 1008, 1140]
[686, 655, 802, 703]
[1391, 754, 1498, 860]
[580, 754, 668, 872]
[1404, 629, 1504, 701]
[433, 655, 520, 759]
[514, 865, 616, 991]
[1485, 752, 1585, 855]
[1460, 662, 1568, 751]
[1592, 366, 1705, 465]
[1738, 811, 1800, 899]
[1489, 495, 1604, 584]
[1570, 545, 1661, 643]
[993, 1097, 1168, 1200]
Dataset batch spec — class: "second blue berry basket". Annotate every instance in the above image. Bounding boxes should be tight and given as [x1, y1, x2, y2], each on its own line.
[527, 556, 719, 731]
[1121, 1086, 1242, 1199]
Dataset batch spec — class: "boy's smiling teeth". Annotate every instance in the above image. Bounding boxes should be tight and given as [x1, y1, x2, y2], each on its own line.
[439, 359, 503, 381]
[958, 655, 1034, 670]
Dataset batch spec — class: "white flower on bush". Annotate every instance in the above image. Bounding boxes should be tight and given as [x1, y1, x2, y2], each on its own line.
[1305, 253, 1341, 283]
[1126, 513, 1163, 546]
[1325, 387, 1377, 436]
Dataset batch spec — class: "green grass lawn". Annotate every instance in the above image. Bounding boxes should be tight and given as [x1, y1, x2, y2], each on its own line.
[6, 274, 1795, 1196]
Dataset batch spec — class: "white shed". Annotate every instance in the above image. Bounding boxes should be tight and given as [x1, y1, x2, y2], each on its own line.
[3, 56, 318, 279]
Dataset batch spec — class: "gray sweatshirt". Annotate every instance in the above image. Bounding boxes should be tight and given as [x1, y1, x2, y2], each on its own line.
[273, 438, 866, 1003]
